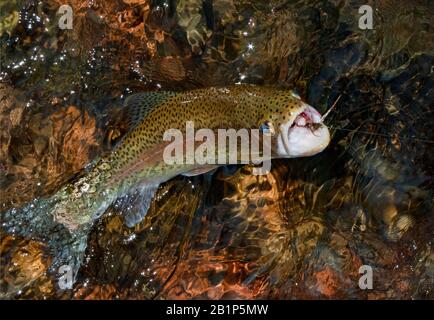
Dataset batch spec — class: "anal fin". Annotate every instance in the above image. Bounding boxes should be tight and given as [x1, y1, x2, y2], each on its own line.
[181, 165, 220, 177]
[115, 183, 160, 228]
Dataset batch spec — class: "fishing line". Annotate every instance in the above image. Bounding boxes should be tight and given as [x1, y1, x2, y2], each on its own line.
[329, 127, 434, 144]
[321, 94, 342, 122]
[320, 89, 434, 144]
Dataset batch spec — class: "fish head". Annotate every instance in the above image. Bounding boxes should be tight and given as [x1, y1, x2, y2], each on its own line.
[258, 95, 330, 158]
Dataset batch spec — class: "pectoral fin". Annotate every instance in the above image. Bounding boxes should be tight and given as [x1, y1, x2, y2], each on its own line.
[115, 183, 160, 228]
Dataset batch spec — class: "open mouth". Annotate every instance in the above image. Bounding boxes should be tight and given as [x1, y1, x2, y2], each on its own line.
[290, 105, 322, 129]
[277, 104, 329, 157]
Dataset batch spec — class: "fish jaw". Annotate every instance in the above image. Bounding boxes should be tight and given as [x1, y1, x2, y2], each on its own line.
[276, 104, 330, 158]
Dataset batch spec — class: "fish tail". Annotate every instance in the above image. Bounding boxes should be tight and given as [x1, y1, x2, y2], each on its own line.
[51, 184, 116, 231]
[1, 195, 90, 291]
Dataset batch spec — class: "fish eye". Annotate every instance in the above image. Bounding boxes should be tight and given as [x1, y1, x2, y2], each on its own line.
[259, 121, 275, 136]
[291, 91, 301, 99]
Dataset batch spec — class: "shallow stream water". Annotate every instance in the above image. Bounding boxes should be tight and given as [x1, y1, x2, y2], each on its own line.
[0, 0, 433, 299]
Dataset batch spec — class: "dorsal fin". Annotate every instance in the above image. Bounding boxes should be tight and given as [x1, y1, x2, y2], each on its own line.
[122, 91, 175, 131]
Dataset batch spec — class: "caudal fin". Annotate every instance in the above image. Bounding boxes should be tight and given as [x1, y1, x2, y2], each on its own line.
[1, 196, 90, 296]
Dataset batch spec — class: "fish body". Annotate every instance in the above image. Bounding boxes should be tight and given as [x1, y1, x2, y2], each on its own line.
[52, 85, 330, 230]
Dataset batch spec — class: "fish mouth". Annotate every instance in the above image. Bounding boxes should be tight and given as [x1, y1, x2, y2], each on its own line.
[277, 104, 330, 157]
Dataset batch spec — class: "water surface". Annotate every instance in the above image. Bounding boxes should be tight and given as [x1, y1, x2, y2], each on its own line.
[1, 0, 433, 299]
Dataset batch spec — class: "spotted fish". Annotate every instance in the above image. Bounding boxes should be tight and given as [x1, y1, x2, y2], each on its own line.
[41, 86, 330, 230]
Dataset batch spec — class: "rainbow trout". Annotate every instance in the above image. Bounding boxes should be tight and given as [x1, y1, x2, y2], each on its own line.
[37, 86, 330, 230]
